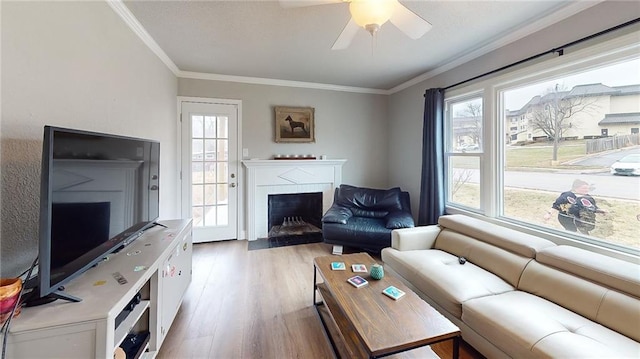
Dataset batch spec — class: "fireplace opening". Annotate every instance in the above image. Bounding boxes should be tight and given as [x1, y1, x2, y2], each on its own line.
[266, 192, 323, 247]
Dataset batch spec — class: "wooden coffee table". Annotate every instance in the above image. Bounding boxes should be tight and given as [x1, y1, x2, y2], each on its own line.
[313, 253, 460, 359]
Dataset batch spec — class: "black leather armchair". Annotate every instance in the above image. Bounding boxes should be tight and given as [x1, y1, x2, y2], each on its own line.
[321, 184, 414, 253]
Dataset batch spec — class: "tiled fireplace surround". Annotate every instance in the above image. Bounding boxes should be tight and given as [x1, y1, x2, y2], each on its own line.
[242, 159, 346, 241]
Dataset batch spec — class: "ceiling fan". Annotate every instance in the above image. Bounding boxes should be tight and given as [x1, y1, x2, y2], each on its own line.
[280, 0, 432, 50]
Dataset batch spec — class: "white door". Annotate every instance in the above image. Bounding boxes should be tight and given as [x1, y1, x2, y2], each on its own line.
[180, 101, 239, 242]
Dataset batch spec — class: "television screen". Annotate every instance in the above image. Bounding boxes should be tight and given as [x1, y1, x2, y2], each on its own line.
[31, 126, 160, 304]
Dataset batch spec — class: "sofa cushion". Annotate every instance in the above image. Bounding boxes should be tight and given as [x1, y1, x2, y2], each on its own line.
[519, 259, 640, 343]
[462, 291, 640, 358]
[350, 207, 388, 218]
[390, 226, 441, 251]
[323, 217, 393, 252]
[381, 248, 515, 318]
[537, 245, 640, 298]
[336, 184, 402, 212]
[321, 204, 352, 224]
[384, 210, 415, 229]
[532, 330, 640, 358]
[438, 214, 556, 258]
[435, 229, 533, 288]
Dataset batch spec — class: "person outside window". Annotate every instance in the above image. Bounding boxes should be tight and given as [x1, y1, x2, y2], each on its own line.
[543, 179, 605, 235]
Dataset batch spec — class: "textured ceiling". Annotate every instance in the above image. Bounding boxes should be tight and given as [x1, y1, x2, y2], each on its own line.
[122, 1, 589, 91]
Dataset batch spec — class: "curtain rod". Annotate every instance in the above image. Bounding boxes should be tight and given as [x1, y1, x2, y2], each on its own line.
[443, 17, 640, 91]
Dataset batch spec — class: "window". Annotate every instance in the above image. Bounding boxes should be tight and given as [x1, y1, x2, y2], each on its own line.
[445, 95, 483, 211]
[444, 32, 640, 254]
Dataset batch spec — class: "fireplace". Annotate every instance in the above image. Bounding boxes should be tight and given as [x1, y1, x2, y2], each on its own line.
[267, 192, 323, 246]
[242, 159, 346, 241]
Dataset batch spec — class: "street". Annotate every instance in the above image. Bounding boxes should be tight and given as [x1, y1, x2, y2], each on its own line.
[457, 147, 640, 201]
[571, 147, 640, 168]
[523, 146, 640, 200]
[504, 171, 639, 200]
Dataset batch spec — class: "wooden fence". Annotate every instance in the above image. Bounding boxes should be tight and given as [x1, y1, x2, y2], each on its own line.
[586, 134, 639, 154]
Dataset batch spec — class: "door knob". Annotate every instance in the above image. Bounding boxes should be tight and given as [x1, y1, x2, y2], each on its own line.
[230, 173, 236, 179]
[230, 183, 236, 188]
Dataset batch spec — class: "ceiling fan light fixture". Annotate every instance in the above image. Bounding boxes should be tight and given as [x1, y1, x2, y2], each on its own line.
[349, 0, 397, 32]
[364, 23, 380, 35]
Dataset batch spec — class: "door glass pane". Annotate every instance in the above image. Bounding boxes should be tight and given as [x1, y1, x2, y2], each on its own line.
[217, 184, 228, 205]
[204, 139, 216, 161]
[204, 162, 216, 183]
[192, 207, 203, 227]
[217, 162, 228, 183]
[192, 139, 203, 161]
[217, 139, 228, 161]
[192, 162, 203, 184]
[217, 116, 228, 138]
[204, 184, 215, 206]
[192, 185, 203, 206]
[190, 111, 231, 228]
[204, 116, 216, 138]
[192, 115, 203, 138]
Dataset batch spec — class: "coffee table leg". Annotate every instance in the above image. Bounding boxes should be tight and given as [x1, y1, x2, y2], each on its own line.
[313, 265, 318, 305]
[453, 335, 460, 359]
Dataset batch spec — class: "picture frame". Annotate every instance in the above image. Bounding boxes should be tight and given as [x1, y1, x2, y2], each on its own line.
[274, 106, 315, 143]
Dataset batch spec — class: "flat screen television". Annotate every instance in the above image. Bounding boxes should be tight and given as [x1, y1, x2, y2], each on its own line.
[26, 126, 160, 305]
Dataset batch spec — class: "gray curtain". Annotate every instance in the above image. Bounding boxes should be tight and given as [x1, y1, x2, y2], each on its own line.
[418, 88, 445, 225]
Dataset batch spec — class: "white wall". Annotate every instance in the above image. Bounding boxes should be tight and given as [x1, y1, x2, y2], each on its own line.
[0, 1, 178, 277]
[178, 79, 389, 187]
[388, 1, 640, 217]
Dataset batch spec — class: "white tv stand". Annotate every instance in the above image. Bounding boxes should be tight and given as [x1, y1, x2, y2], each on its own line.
[5, 219, 192, 359]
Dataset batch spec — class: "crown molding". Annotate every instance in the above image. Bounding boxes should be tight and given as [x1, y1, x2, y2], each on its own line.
[108, 0, 382, 94]
[177, 71, 389, 95]
[109, 0, 602, 96]
[106, 0, 180, 75]
[388, 1, 604, 94]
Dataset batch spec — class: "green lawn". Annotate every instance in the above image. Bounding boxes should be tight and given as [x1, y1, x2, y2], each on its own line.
[505, 141, 590, 168]
[451, 140, 606, 170]
[449, 141, 639, 249]
[503, 189, 637, 247]
[453, 184, 640, 249]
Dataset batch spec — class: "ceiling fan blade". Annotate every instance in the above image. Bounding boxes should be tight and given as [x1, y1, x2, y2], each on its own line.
[389, 2, 432, 39]
[279, 0, 342, 8]
[332, 18, 360, 50]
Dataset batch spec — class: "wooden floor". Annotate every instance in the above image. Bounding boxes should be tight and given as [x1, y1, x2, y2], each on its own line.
[157, 240, 483, 359]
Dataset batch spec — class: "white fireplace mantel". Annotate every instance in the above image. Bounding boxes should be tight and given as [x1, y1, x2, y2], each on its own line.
[242, 159, 346, 241]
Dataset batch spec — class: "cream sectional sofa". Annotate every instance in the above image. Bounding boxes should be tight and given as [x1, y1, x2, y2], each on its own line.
[381, 214, 640, 358]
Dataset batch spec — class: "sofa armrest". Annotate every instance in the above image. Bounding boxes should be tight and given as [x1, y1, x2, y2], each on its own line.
[322, 205, 353, 224]
[385, 211, 415, 229]
[391, 225, 441, 251]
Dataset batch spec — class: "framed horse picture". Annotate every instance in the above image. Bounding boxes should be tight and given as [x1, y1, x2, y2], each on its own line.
[274, 106, 315, 143]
